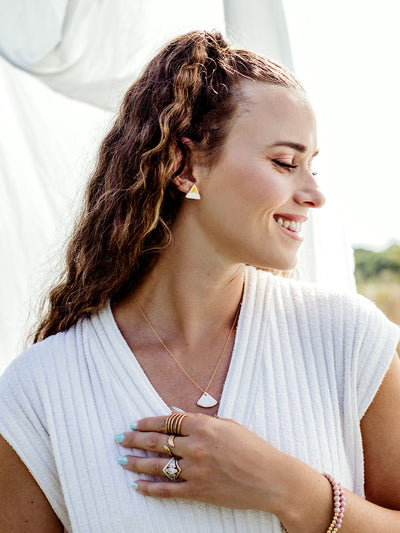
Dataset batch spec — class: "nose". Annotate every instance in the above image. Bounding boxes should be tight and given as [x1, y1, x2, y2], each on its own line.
[294, 172, 326, 209]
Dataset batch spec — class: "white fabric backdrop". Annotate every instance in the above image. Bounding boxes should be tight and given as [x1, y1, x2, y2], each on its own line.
[0, 0, 355, 373]
[0, 56, 111, 371]
[0, 0, 226, 110]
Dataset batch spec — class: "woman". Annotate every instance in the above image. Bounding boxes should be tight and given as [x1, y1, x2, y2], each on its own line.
[0, 30, 399, 532]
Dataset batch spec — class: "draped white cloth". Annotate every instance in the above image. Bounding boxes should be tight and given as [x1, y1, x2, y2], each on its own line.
[0, 56, 111, 372]
[0, 0, 355, 373]
[0, 0, 226, 110]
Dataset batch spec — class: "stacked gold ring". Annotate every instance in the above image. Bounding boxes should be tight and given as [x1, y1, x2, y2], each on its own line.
[163, 445, 173, 457]
[165, 413, 187, 435]
[163, 434, 176, 456]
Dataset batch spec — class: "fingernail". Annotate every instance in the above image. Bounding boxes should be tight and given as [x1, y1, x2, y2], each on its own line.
[115, 433, 124, 443]
[132, 482, 138, 490]
[170, 406, 185, 412]
[130, 422, 137, 430]
[118, 456, 128, 466]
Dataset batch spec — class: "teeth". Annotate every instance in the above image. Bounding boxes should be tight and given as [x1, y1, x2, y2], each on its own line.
[276, 217, 302, 232]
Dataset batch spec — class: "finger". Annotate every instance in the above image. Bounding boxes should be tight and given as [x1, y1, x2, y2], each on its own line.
[120, 455, 186, 480]
[117, 430, 184, 456]
[135, 413, 193, 436]
[134, 480, 192, 499]
[133, 416, 167, 434]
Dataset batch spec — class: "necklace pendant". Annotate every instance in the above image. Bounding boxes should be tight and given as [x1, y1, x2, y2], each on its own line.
[196, 392, 218, 408]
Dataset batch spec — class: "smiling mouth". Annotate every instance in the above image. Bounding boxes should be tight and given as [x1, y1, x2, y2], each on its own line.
[274, 215, 302, 233]
[273, 214, 306, 243]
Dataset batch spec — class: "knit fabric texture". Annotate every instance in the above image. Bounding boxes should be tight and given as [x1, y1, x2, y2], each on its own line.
[1, 266, 399, 532]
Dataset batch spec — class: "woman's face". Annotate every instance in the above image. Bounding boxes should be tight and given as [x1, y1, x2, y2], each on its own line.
[190, 82, 325, 271]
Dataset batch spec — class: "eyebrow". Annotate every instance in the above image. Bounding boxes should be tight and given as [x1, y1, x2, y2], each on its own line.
[269, 142, 319, 157]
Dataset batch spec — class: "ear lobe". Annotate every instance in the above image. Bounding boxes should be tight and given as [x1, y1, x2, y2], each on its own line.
[172, 138, 200, 196]
[171, 175, 196, 195]
[171, 159, 196, 195]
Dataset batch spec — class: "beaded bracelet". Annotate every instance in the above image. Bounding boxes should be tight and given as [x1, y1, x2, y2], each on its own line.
[323, 473, 345, 532]
[281, 473, 345, 533]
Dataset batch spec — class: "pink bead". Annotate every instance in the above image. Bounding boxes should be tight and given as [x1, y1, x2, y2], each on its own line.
[323, 473, 345, 532]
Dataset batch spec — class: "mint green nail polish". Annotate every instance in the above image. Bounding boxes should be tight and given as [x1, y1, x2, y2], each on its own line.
[118, 456, 128, 466]
[130, 422, 137, 430]
[171, 406, 185, 412]
[115, 433, 124, 443]
[132, 482, 138, 490]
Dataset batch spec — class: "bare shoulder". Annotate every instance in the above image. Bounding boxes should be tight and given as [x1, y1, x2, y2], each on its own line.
[361, 353, 400, 509]
[0, 435, 63, 532]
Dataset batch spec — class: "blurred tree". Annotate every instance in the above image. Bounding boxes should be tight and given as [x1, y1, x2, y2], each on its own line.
[354, 244, 400, 283]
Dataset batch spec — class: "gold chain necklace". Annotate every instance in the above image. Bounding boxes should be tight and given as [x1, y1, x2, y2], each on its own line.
[133, 296, 241, 408]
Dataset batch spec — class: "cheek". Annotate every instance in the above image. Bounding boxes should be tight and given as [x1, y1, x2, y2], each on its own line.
[206, 151, 289, 216]
[240, 172, 289, 212]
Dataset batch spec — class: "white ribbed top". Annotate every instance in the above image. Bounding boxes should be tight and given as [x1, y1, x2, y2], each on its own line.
[1, 266, 399, 533]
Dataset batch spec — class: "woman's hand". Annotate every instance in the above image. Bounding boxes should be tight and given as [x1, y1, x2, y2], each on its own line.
[116, 411, 289, 513]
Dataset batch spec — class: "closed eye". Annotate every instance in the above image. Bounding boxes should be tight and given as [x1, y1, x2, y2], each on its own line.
[273, 160, 318, 177]
[273, 160, 298, 170]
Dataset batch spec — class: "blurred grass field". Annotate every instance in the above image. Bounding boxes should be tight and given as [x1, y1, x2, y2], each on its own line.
[354, 244, 400, 352]
[357, 279, 400, 326]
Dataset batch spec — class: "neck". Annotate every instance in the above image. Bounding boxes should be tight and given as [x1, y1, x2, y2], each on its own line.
[111, 210, 249, 411]
[114, 203, 249, 354]
[132, 252, 244, 344]
[116, 220, 245, 346]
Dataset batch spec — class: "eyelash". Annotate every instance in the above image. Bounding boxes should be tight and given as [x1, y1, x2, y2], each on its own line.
[273, 160, 318, 177]
[273, 160, 297, 170]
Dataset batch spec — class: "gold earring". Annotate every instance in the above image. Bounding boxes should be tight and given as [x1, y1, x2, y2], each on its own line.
[185, 184, 201, 200]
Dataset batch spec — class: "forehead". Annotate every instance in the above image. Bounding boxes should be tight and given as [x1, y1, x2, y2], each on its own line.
[229, 82, 317, 149]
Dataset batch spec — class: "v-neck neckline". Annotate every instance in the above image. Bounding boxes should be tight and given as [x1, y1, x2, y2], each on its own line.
[102, 267, 251, 417]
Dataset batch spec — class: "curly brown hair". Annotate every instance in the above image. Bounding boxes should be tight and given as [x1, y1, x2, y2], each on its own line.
[33, 30, 303, 343]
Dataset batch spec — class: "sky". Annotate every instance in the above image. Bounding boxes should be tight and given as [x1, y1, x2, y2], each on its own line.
[283, 0, 400, 250]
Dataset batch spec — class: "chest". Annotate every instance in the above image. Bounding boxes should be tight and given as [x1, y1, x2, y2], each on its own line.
[49, 323, 358, 532]
[51, 355, 353, 533]
[122, 335, 237, 415]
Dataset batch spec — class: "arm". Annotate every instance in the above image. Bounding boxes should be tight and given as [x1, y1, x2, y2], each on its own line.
[362, 352, 400, 507]
[115, 354, 400, 532]
[0, 435, 63, 533]
[274, 353, 400, 532]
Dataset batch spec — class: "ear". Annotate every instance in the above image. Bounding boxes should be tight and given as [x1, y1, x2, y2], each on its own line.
[171, 163, 196, 195]
[171, 137, 197, 195]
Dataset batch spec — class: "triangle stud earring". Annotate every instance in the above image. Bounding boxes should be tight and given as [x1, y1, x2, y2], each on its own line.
[185, 184, 201, 200]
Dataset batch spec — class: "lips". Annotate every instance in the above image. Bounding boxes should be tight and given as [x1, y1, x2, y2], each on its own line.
[276, 217, 302, 232]
[273, 213, 307, 241]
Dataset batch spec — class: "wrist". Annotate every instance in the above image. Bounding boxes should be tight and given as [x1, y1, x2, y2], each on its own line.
[270, 456, 334, 533]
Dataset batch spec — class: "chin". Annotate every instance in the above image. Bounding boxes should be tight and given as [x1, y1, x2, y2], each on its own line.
[257, 251, 298, 270]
